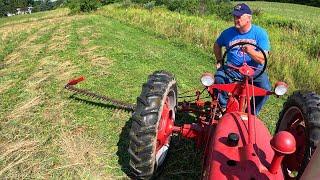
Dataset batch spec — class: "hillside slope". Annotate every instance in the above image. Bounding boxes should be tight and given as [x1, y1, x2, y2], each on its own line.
[0, 8, 213, 178]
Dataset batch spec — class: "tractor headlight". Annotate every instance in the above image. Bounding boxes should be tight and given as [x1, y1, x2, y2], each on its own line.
[201, 73, 214, 87]
[274, 82, 288, 96]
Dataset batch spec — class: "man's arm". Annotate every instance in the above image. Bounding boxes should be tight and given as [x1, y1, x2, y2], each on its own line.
[242, 45, 268, 64]
[213, 42, 223, 69]
[243, 28, 270, 65]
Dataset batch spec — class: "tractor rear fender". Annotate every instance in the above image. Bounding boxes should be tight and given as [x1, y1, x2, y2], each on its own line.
[300, 141, 320, 180]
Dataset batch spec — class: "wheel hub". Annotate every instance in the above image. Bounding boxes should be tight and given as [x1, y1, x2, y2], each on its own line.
[157, 97, 174, 151]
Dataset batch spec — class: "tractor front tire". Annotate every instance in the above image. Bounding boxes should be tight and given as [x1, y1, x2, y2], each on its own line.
[276, 91, 320, 178]
[128, 71, 177, 179]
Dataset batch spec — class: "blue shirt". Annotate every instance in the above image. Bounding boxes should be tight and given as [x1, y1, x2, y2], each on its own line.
[216, 25, 270, 69]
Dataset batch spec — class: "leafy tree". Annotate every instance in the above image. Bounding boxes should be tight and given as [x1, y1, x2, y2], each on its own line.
[40, 0, 54, 11]
[0, 0, 69, 17]
[67, 0, 101, 14]
[0, 0, 7, 16]
[206, 0, 233, 20]
[0, 0, 35, 17]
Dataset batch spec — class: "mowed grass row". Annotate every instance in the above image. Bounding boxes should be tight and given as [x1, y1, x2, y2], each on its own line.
[0, 8, 219, 178]
[99, 4, 320, 93]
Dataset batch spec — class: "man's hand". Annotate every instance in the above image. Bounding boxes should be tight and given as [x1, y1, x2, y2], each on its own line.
[241, 45, 256, 54]
[216, 62, 221, 69]
[241, 45, 267, 64]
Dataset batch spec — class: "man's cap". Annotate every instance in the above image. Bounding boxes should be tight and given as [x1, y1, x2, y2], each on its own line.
[232, 3, 252, 17]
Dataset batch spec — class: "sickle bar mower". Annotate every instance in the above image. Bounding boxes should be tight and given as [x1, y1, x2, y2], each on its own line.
[65, 76, 135, 111]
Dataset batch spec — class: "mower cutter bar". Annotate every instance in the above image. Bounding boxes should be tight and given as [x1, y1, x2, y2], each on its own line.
[65, 77, 136, 111]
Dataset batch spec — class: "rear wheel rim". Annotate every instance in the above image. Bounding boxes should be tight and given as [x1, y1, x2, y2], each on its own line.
[281, 106, 307, 177]
[156, 91, 176, 166]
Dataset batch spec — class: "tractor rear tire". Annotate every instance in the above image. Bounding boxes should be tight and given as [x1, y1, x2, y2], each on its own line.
[276, 91, 320, 178]
[128, 71, 177, 179]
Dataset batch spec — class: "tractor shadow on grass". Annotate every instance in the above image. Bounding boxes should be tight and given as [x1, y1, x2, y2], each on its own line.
[68, 95, 202, 179]
[68, 94, 134, 176]
[117, 116, 133, 178]
[155, 112, 202, 179]
[69, 94, 134, 112]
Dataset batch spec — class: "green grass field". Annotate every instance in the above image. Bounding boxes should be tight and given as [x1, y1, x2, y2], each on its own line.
[0, 2, 319, 179]
[242, 1, 320, 24]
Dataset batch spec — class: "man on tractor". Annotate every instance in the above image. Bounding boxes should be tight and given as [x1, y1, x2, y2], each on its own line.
[213, 3, 271, 115]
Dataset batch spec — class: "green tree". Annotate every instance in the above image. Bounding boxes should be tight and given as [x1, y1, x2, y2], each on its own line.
[67, 0, 101, 14]
[40, 0, 53, 11]
[12, 0, 29, 8]
[0, 0, 36, 17]
[0, 0, 7, 16]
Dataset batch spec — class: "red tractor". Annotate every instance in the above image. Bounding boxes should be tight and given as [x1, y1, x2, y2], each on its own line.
[126, 42, 320, 179]
[65, 42, 320, 179]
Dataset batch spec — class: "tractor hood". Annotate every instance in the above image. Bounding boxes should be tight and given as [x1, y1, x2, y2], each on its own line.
[202, 112, 284, 180]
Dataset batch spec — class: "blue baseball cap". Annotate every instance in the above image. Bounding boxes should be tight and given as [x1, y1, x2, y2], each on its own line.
[232, 3, 252, 17]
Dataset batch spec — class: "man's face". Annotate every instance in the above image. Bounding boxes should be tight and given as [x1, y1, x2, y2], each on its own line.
[234, 14, 251, 29]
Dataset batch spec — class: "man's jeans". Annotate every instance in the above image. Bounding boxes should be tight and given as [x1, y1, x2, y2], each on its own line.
[214, 66, 271, 115]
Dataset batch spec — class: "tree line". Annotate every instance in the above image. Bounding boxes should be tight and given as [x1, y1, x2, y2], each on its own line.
[0, 0, 65, 17]
[1, 0, 319, 18]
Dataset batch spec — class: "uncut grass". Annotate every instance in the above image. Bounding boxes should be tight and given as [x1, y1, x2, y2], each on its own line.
[99, 4, 320, 93]
[241, 1, 320, 25]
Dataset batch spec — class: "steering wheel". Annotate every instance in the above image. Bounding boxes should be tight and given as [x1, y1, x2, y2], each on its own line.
[222, 42, 268, 80]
